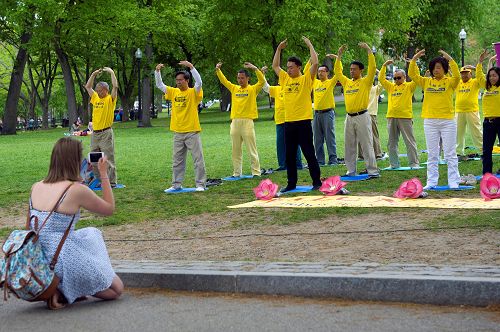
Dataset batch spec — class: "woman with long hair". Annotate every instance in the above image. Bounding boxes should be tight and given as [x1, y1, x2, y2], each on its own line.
[409, 49, 461, 189]
[29, 137, 123, 309]
[482, 66, 500, 174]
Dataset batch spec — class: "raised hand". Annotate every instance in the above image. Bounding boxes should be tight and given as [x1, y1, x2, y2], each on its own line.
[278, 39, 288, 50]
[260, 66, 268, 73]
[326, 54, 338, 59]
[215, 62, 223, 70]
[302, 36, 312, 47]
[338, 44, 347, 58]
[179, 60, 193, 69]
[412, 49, 425, 60]
[358, 42, 370, 51]
[244, 62, 258, 70]
[438, 49, 452, 61]
[479, 49, 490, 63]
[155, 63, 164, 71]
[383, 59, 394, 66]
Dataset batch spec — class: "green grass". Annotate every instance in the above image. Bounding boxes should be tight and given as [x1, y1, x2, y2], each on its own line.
[1, 98, 498, 230]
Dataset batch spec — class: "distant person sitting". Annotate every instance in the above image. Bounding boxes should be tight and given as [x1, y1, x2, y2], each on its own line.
[70, 120, 81, 134]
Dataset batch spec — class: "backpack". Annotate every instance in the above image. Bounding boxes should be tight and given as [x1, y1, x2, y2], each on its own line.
[1, 183, 75, 302]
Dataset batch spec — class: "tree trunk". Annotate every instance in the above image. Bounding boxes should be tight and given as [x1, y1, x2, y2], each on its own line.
[219, 84, 231, 113]
[140, 39, 153, 127]
[2, 32, 31, 135]
[54, 45, 78, 126]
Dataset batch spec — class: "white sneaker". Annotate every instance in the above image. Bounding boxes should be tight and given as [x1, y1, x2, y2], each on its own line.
[423, 184, 435, 190]
[164, 186, 182, 192]
[195, 187, 206, 192]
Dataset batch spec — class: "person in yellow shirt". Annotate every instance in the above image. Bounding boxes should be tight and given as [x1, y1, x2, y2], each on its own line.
[85, 67, 119, 187]
[272, 37, 322, 192]
[481, 65, 500, 174]
[333, 43, 379, 178]
[312, 58, 340, 166]
[455, 50, 490, 158]
[155, 61, 206, 192]
[261, 66, 303, 171]
[409, 49, 461, 189]
[215, 62, 264, 177]
[379, 60, 419, 169]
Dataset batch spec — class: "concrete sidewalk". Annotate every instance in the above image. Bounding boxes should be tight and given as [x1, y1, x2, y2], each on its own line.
[113, 260, 500, 307]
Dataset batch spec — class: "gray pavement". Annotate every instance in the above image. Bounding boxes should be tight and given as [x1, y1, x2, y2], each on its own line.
[1, 289, 498, 332]
[113, 260, 500, 307]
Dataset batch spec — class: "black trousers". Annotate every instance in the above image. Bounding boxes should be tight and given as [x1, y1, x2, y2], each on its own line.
[284, 120, 321, 187]
[482, 117, 500, 174]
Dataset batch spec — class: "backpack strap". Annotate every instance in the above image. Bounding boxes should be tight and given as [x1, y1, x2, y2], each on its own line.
[49, 214, 76, 270]
[36, 183, 74, 232]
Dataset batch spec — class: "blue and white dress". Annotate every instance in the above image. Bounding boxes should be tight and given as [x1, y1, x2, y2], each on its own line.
[29, 197, 116, 304]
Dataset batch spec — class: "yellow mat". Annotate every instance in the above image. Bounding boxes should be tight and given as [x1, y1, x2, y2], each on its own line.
[228, 195, 500, 209]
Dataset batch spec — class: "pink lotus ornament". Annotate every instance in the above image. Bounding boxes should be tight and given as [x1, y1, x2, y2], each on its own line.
[319, 176, 347, 196]
[253, 179, 279, 200]
[480, 173, 500, 201]
[393, 178, 424, 199]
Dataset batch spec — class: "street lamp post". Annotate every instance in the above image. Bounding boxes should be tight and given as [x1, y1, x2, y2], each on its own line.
[135, 48, 143, 127]
[459, 29, 467, 67]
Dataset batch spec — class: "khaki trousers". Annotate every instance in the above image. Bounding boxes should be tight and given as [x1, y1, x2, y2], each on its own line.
[456, 112, 482, 155]
[172, 132, 206, 189]
[358, 114, 382, 158]
[344, 112, 378, 175]
[387, 118, 419, 168]
[230, 118, 260, 176]
[90, 128, 117, 184]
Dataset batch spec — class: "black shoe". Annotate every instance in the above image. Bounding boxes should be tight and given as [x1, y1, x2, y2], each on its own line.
[280, 186, 296, 193]
[368, 173, 380, 179]
[338, 188, 350, 195]
[206, 178, 223, 187]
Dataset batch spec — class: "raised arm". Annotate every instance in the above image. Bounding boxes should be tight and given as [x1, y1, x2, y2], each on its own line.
[487, 55, 496, 70]
[333, 45, 349, 86]
[180, 60, 202, 93]
[303, 36, 318, 79]
[103, 67, 118, 101]
[215, 62, 233, 90]
[359, 42, 375, 84]
[85, 69, 101, 96]
[409, 49, 426, 87]
[79, 156, 115, 216]
[272, 39, 287, 76]
[244, 62, 265, 90]
[438, 50, 459, 88]
[476, 49, 489, 87]
[378, 60, 393, 91]
[260, 66, 271, 93]
[154, 63, 167, 94]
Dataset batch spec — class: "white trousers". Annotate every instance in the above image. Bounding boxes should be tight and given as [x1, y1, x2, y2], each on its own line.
[423, 119, 460, 188]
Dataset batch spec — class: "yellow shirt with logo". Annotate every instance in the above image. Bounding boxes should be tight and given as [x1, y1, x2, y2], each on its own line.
[313, 76, 338, 111]
[279, 69, 314, 122]
[409, 59, 460, 119]
[455, 64, 485, 113]
[334, 53, 376, 114]
[90, 92, 117, 131]
[216, 69, 265, 120]
[165, 87, 203, 133]
[379, 66, 416, 119]
[482, 85, 500, 118]
[269, 86, 285, 125]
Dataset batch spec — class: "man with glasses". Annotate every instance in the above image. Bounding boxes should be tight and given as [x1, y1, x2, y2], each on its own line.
[379, 60, 419, 169]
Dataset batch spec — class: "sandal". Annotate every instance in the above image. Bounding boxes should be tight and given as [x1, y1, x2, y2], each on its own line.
[46, 291, 67, 310]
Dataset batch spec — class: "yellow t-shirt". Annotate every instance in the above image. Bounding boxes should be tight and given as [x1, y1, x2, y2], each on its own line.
[482, 85, 500, 118]
[313, 76, 338, 111]
[269, 86, 285, 125]
[409, 59, 460, 119]
[279, 69, 314, 121]
[455, 64, 485, 113]
[334, 53, 376, 113]
[165, 87, 203, 133]
[379, 66, 416, 119]
[216, 69, 264, 120]
[90, 92, 117, 131]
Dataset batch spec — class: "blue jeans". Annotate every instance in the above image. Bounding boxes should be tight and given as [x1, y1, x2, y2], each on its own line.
[276, 124, 303, 169]
[313, 109, 337, 164]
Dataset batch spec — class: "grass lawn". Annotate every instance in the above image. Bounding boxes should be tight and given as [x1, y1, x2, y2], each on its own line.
[1, 98, 498, 236]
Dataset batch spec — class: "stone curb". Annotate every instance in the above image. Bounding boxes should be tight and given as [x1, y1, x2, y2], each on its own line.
[113, 260, 500, 307]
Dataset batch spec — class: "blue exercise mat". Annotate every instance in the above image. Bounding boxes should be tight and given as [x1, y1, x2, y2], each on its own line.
[340, 174, 369, 181]
[427, 185, 474, 191]
[222, 175, 254, 181]
[164, 187, 204, 194]
[382, 166, 425, 171]
[475, 174, 500, 181]
[278, 185, 313, 195]
[91, 184, 126, 191]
